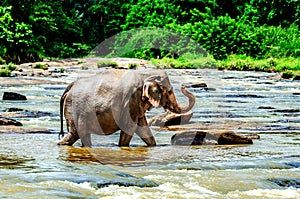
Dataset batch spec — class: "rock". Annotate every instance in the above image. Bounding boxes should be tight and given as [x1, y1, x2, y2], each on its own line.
[149, 110, 193, 126]
[242, 134, 260, 140]
[2, 92, 27, 100]
[4, 108, 54, 118]
[171, 130, 253, 145]
[5, 107, 24, 112]
[0, 126, 51, 134]
[269, 178, 300, 188]
[0, 116, 22, 126]
[258, 106, 275, 109]
[182, 82, 216, 91]
[183, 82, 207, 88]
[271, 109, 299, 113]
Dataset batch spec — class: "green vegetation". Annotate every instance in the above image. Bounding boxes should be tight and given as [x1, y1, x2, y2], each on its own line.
[34, 63, 48, 70]
[151, 53, 215, 69]
[0, 57, 5, 65]
[0, 68, 11, 77]
[218, 55, 300, 79]
[0, 0, 299, 78]
[0, 63, 16, 77]
[128, 63, 138, 70]
[59, 68, 65, 73]
[77, 60, 86, 65]
[97, 60, 118, 68]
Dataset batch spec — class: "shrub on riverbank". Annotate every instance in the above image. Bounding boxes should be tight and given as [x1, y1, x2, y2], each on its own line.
[151, 53, 216, 69]
[0, 63, 16, 77]
[97, 60, 118, 68]
[34, 63, 48, 70]
[217, 55, 300, 79]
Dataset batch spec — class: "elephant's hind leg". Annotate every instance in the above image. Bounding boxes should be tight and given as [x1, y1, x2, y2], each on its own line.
[57, 132, 80, 146]
[57, 113, 79, 146]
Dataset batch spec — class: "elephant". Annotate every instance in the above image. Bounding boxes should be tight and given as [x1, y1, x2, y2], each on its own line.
[57, 68, 195, 147]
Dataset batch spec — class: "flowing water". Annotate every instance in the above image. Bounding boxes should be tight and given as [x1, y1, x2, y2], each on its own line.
[0, 68, 300, 198]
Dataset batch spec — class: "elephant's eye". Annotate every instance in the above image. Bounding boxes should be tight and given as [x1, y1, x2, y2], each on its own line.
[153, 88, 159, 94]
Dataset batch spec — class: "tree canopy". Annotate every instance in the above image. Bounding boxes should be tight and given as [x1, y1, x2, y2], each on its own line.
[0, 0, 299, 63]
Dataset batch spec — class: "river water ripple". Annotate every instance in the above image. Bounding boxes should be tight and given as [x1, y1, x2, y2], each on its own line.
[0, 69, 300, 198]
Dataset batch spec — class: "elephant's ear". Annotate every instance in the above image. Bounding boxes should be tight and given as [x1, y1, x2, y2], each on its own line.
[142, 81, 161, 108]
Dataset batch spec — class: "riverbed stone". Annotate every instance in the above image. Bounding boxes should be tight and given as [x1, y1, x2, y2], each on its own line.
[269, 178, 300, 188]
[0, 125, 51, 134]
[3, 108, 54, 118]
[183, 82, 207, 88]
[171, 130, 253, 145]
[2, 92, 27, 100]
[0, 116, 22, 126]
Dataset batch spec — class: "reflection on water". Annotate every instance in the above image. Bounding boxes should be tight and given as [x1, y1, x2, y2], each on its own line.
[0, 69, 300, 198]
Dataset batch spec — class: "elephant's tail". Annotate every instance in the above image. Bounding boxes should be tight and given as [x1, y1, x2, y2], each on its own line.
[58, 82, 74, 139]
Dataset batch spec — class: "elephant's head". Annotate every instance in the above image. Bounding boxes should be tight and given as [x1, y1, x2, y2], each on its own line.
[142, 72, 195, 114]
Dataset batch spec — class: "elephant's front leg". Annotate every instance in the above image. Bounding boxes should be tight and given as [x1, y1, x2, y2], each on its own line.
[136, 116, 156, 146]
[119, 131, 133, 147]
[81, 133, 92, 147]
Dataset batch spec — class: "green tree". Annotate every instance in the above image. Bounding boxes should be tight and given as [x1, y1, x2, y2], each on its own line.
[0, 6, 42, 63]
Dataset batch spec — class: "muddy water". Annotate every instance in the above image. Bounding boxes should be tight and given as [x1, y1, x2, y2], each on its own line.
[0, 69, 300, 198]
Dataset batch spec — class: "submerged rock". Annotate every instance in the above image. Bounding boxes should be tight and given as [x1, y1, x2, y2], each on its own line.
[269, 178, 300, 188]
[2, 92, 27, 100]
[0, 126, 51, 134]
[183, 82, 207, 88]
[0, 116, 22, 126]
[171, 130, 253, 145]
[4, 108, 54, 118]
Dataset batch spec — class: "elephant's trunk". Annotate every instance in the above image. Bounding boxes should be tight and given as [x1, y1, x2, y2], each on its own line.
[178, 85, 195, 113]
[167, 85, 195, 114]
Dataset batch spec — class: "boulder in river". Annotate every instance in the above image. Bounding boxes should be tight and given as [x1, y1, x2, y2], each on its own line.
[0, 125, 51, 134]
[4, 107, 54, 118]
[0, 116, 22, 126]
[183, 82, 207, 88]
[269, 178, 300, 188]
[2, 92, 27, 100]
[171, 130, 254, 145]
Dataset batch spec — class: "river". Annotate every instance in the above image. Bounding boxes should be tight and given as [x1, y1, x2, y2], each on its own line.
[0, 68, 299, 198]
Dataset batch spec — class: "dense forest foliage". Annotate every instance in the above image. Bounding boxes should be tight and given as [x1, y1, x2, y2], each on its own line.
[0, 0, 299, 64]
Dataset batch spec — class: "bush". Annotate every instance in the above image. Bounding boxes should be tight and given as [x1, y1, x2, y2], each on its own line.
[0, 62, 17, 77]
[151, 54, 216, 69]
[97, 60, 118, 68]
[179, 53, 216, 68]
[281, 70, 300, 80]
[256, 24, 300, 58]
[0, 57, 5, 64]
[6, 62, 16, 71]
[217, 55, 276, 72]
[0, 68, 11, 77]
[59, 68, 65, 73]
[128, 63, 138, 69]
[34, 63, 48, 70]
[217, 54, 300, 79]
[77, 60, 85, 65]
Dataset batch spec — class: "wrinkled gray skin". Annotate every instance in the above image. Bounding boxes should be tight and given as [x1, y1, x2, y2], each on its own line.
[57, 69, 195, 147]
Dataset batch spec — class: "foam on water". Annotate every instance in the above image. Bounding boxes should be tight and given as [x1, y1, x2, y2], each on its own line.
[228, 188, 300, 199]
